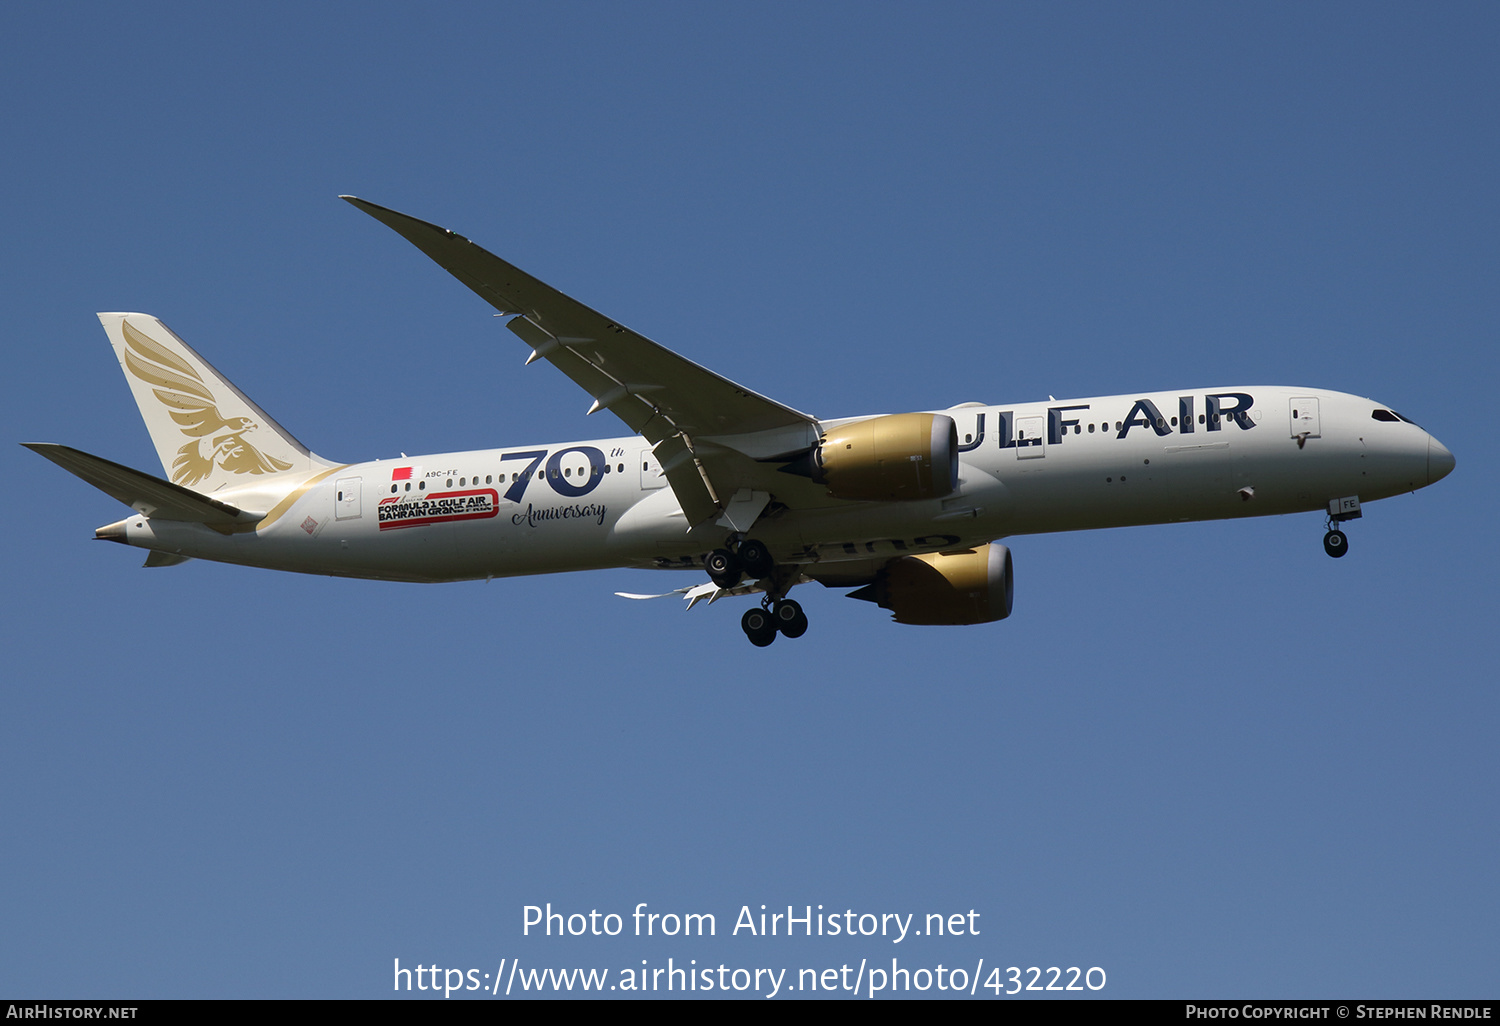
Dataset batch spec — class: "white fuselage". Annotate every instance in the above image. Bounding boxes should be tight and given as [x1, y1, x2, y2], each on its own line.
[105, 386, 1451, 583]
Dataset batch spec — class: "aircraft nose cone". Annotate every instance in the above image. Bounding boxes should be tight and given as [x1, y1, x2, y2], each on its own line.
[1428, 436, 1456, 485]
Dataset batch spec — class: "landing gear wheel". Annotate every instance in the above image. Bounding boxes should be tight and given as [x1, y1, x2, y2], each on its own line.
[741, 607, 777, 647]
[1323, 529, 1348, 558]
[772, 599, 808, 638]
[706, 548, 743, 588]
[738, 539, 774, 580]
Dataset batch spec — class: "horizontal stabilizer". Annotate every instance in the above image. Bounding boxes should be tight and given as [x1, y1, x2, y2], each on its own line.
[144, 551, 193, 567]
[615, 572, 813, 611]
[616, 580, 743, 611]
[22, 443, 263, 530]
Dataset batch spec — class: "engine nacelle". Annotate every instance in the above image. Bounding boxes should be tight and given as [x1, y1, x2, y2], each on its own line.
[811, 412, 958, 502]
[855, 543, 1014, 625]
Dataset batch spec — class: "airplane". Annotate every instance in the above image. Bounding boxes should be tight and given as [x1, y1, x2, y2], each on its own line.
[26, 197, 1456, 646]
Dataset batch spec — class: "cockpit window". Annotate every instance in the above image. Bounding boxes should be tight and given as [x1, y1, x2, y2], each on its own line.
[1372, 408, 1424, 428]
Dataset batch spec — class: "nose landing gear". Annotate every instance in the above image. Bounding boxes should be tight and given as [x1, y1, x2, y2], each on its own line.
[1323, 495, 1361, 559]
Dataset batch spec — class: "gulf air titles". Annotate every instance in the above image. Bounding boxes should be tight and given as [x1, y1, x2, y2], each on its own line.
[26, 198, 1456, 646]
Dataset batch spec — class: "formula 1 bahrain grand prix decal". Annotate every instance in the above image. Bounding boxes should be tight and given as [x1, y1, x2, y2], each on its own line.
[377, 489, 500, 530]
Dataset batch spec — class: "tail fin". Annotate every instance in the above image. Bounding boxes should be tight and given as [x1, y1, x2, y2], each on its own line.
[98, 313, 332, 493]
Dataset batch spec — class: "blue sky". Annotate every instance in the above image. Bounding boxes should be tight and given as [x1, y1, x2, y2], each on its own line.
[3, 2, 1495, 999]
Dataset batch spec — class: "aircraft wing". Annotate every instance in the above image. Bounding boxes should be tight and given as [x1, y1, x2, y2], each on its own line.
[342, 197, 822, 525]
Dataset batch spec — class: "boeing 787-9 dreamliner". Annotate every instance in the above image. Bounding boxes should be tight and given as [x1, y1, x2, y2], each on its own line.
[26, 198, 1456, 645]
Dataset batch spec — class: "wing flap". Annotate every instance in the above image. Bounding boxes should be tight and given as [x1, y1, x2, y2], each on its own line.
[651, 434, 721, 527]
[23, 443, 263, 530]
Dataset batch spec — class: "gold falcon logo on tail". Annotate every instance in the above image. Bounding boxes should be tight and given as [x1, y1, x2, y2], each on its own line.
[119, 320, 293, 486]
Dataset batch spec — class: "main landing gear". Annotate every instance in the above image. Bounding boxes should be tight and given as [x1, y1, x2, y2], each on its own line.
[1323, 495, 1361, 559]
[705, 538, 775, 589]
[706, 537, 809, 646]
[705, 548, 741, 588]
[741, 598, 807, 647]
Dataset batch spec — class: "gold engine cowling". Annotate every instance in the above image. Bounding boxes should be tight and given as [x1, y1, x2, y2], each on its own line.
[812, 412, 959, 501]
[857, 544, 1014, 625]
